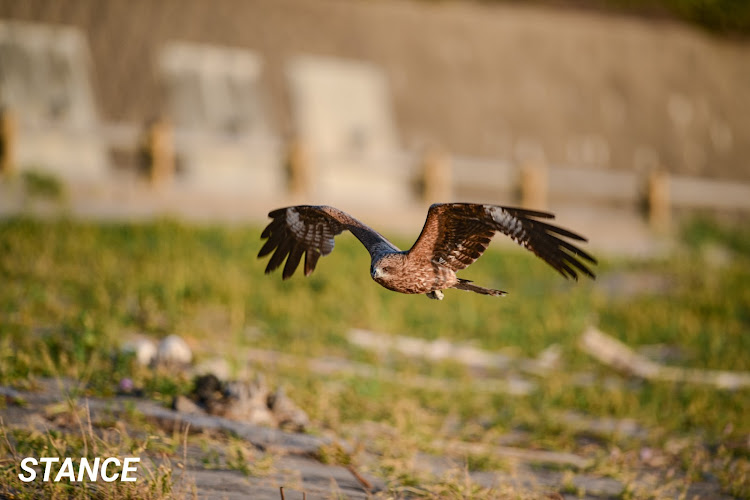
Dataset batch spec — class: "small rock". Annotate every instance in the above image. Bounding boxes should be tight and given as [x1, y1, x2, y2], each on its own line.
[121, 337, 157, 366]
[193, 374, 228, 414]
[268, 386, 310, 432]
[173, 394, 204, 414]
[157, 334, 193, 366]
[182, 372, 309, 431]
[224, 378, 276, 427]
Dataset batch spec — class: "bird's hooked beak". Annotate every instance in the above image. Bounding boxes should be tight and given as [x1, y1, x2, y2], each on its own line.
[371, 266, 383, 280]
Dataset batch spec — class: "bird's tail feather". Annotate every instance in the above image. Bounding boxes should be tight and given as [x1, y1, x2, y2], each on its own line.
[454, 279, 507, 297]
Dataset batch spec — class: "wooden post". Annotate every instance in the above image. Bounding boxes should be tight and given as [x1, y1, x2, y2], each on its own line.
[286, 139, 311, 198]
[647, 169, 670, 231]
[520, 163, 548, 210]
[146, 118, 175, 188]
[0, 109, 17, 175]
[421, 148, 452, 203]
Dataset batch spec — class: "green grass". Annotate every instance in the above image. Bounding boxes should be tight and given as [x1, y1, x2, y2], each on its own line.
[1, 214, 749, 497]
[0, 402, 182, 499]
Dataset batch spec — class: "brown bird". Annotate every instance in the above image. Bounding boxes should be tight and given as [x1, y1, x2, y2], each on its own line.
[259, 203, 596, 300]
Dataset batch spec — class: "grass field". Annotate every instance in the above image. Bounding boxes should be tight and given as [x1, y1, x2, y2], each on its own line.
[0, 214, 748, 498]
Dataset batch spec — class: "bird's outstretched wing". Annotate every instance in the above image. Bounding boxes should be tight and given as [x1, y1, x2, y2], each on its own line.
[407, 203, 596, 280]
[259, 205, 398, 279]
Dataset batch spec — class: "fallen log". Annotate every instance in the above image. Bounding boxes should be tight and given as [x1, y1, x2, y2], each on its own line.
[432, 439, 593, 470]
[347, 328, 560, 376]
[579, 326, 750, 390]
[243, 348, 536, 396]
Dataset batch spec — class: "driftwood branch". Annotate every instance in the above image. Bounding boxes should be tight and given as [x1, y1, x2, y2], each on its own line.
[579, 326, 750, 390]
[348, 328, 514, 369]
[243, 347, 535, 396]
[347, 328, 560, 376]
[432, 439, 592, 469]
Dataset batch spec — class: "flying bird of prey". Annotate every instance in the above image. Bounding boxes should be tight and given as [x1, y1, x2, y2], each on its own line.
[259, 203, 596, 300]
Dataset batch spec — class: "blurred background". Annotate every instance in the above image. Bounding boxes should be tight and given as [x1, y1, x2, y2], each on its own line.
[1, 0, 748, 254]
[1, 1, 749, 498]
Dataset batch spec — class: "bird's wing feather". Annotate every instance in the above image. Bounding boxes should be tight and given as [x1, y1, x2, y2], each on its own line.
[259, 205, 398, 279]
[407, 204, 496, 271]
[408, 203, 596, 279]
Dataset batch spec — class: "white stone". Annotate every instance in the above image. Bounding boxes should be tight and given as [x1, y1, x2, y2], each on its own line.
[121, 338, 157, 366]
[157, 334, 193, 365]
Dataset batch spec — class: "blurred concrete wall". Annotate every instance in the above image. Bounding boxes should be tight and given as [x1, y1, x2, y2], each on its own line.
[1, 0, 748, 182]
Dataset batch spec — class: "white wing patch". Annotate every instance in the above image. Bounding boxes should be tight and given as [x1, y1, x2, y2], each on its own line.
[285, 207, 304, 233]
[487, 206, 526, 239]
[285, 207, 336, 254]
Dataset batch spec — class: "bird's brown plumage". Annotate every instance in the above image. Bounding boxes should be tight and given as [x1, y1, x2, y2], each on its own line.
[259, 203, 596, 299]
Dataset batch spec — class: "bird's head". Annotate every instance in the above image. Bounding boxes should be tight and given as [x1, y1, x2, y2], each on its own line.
[370, 264, 388, 281]
[370, 255, 402, 283]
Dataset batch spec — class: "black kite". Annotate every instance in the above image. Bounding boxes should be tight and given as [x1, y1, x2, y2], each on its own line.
[259, 203, 596, 300]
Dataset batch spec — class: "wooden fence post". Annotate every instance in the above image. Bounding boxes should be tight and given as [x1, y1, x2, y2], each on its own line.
[286, 139, 311, 198]
[520, 163, 548, 210]
[421, 148, 452, 203]
[0, 109, 17, 175]
[647, 170, 670, 231]
[146, 118, 175, 188]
